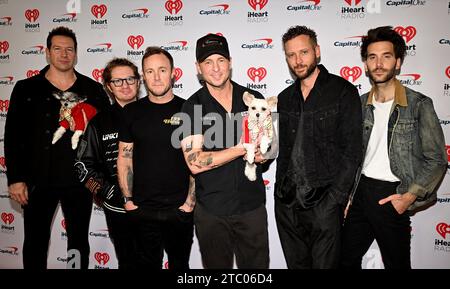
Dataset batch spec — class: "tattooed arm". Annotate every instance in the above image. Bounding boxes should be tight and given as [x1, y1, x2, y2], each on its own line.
[181, 134, 246, 175]
[179, 175, 196, 213]
[117, 141, 136, 211]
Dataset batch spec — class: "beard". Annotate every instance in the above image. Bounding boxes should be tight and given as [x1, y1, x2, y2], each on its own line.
[291, 57, 318, 81]
[146, 83, 171, 97]
[367, 66, 396, 84]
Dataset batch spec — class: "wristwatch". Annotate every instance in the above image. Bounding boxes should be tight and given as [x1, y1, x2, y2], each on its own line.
[123, 196, 133, 204]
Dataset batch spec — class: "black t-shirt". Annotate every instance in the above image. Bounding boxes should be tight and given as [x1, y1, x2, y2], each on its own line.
[181, 81, 266, 216]
[119, 96, 190, 209]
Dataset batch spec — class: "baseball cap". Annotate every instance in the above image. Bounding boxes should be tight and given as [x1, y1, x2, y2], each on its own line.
[196, 34, 230, 62]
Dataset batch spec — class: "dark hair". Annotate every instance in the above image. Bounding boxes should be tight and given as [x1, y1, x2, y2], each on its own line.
[46, 26, 77, 50]
[361, 26, 406, 63]
[141, 46, 174, 70]
[282, 25, 318, 47]
[102, 58, 140, 101]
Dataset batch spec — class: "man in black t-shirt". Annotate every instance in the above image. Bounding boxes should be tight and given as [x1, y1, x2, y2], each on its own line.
[117, 47, 195, 270]
[180, 34, 269, 269]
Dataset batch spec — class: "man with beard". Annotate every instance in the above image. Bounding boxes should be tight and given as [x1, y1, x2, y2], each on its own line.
[275, 25, 362, 268]
[117, 47, 195, 269]
[340, 26, 447, 269]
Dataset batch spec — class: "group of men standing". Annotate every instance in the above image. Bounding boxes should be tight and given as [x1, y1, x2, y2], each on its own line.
[4, 24, 446, 270]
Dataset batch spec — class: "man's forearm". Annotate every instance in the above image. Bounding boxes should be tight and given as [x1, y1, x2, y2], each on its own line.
[117, 142, 134, 197]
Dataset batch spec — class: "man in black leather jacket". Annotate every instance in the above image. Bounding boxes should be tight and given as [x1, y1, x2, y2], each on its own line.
[74, 58, 140, 269]
[275, 26, 362, 268]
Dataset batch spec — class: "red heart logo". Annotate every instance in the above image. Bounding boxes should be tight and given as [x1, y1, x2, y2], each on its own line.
[344, 0, 361, 5]
[0, 41, 10, 54]
[26, 70, 40, 78]
[164, 261, 169, 269]
[174, 67, 183, 82]
[91, 4, 107, 19]
[446, 66, 450, 79]
[165, 0, 183, 14]
[25, 9, 39, 22]
[127, 35, 144, 50]
[92, 69, 104, 82]
[247, 67, 267, 83]
[61, 219, 66, 230]
[340, 66, 362, 83]
[394, 26, 417, 43]
[436, 223, 450, 239]
[1, 213, 14, 225]
[0, 157, 5, 168]
[94, 252, 110, 265]
[248, 0, 268, 10]
[263, 180, 270, 186]
[446, 145, 450, 162]
[0, 100, 9, 112]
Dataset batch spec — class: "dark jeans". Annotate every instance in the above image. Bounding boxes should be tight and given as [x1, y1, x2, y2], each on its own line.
[128, 206, 194, 270]
[22, 186, 92, 269]
[340, 175, 411, 269]
[194, 203, 269, 269]
[103, 209, 137, 270]
[275, 191, 343, 269]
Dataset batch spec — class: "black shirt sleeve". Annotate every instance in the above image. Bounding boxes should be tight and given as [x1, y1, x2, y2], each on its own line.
[118, 103, 134, 143]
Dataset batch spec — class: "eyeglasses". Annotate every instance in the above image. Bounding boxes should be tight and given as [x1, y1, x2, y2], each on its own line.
[109, 77, 138, 87]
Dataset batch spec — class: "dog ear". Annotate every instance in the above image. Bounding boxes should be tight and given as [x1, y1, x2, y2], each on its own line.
[243, 91, 254, 107]
[267, 96, 278, 109]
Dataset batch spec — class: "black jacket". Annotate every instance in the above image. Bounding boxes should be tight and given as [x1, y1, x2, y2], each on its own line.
[4, 65, 109, 188]
[275, 65, 362, 206]
[75, 103, 124, 213]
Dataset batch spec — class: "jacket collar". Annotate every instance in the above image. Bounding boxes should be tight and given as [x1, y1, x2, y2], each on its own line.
[366, 78, 407, 107]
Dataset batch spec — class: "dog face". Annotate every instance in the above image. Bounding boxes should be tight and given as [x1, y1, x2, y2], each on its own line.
[243, 91, 277, 122]
[53, 91, 87, 109]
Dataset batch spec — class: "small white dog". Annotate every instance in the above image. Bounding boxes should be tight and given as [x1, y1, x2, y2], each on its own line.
[242, 91, 277, 181]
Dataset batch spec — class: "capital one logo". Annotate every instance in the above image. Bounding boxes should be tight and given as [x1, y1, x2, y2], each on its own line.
[1, 16, 12, 24]
[394, 26, 416, 43]
[174, 67, 183, 82]
[94, 252, 110, 265]
[340, 66, 362, 82]
[92, 69, 104, 82]
[0, 156, 5, 168]
[446, 66, 450, 79]
[91, 4, 107, 19]
[25, 9, 39, 22]
[0, 100, 10, 112]
[1, 213, 14, 225]
[26, 70, 40, 78]
[127, 35, 144, 50]
[247, 67, 267, 82]
[248, 0, 268, 10]
[165, 0, 183, 14]
[0, 41, 9, 53]
[436, 222, 450, 239]
[344, 0, 361, 5]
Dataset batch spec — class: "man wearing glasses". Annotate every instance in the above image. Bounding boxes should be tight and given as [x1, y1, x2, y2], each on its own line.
[75, 58, 140, 269]
[4, 26, 109, 269]
[117, 47, 195, 269]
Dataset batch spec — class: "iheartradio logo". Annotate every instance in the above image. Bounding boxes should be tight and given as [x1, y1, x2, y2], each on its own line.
[91, 4, 107, 19]
[248, 0, 268, 10]
[174, 67, 183, 82]
[263, 179, 270, 186]
[0, 156, 5, 168]
[394, 26, 416, 43]
[94, 252, 110, 265]
[344, 0, 361, 5]
[127, 35, 144, 50]
[436, 223, 450, 239]
[1, 213, 14, 225]
[165, 0, 183, 14]
[446, 66, 450, 79]
[0, 99, 10, 112]
[25, 9, 39, 22]
[340, 66, 362, 82]
[61, 219, 66, 230]
[0, 41, 9, 53]
[26, 70, 40, 78]
[247, 67, 267, 82]
[92, 69, 104, 82]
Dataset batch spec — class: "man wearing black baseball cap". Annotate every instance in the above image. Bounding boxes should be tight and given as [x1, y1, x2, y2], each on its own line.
[180, 33, 270, 269]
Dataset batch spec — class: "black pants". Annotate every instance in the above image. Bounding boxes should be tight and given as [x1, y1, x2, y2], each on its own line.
[194, 204, 269, 269]
[103, 209, 137, 270]
[22, 186, 92, 269]
[128, 206, 194, 270]
[340, 175, 411, 269]
[275, 192, 343, 269]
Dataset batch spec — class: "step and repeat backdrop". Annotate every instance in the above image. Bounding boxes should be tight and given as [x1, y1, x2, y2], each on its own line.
[0, 0, 449, 269]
